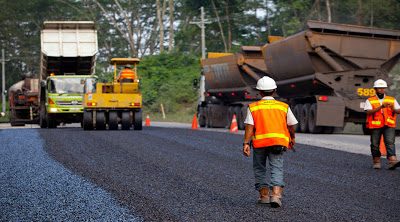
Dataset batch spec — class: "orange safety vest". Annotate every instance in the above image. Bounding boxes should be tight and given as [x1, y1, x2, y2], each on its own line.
[366, 95, 397, 129]
[118, 68, 136, 82]
[249, 99, 291, 149]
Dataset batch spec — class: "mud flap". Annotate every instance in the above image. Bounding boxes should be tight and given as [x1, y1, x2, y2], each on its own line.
[316, 96, 345, 127]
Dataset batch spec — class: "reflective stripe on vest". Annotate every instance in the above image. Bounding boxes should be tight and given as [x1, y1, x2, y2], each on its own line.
[249, 100, 291, 149]
[253, 133, 290, 142]
[366, 96, 397, 129]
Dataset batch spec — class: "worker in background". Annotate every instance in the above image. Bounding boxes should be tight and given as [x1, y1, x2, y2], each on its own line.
[242, 76, 297, 208]
[364, 79, 400, 170]
[118, 65, 136, 82]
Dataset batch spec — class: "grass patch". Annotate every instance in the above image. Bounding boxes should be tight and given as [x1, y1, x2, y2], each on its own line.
[142, 103, 197, 123]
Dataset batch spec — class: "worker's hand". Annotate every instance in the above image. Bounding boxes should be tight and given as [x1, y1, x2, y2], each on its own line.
[243, 144, 251, 157]
[289, 138, 295, 149]
[382, 103, 393, 109]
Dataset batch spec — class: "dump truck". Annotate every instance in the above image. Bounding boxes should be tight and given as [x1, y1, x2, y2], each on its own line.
[39, 21, 98, 128]
[8, 77, 39, 126]
[82, 58, 142, 130]
[198, 20, 400, 134]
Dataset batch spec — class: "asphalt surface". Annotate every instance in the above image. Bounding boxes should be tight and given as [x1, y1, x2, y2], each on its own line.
[22, 126, 400, 221]
[0, 129, 140, 221]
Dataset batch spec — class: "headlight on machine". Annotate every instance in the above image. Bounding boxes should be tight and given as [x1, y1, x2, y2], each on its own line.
[49, 108, 58, 113]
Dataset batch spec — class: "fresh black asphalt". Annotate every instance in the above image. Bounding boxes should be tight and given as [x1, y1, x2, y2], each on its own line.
[1, 126, 400, 221]
[0, 129, 139, 221]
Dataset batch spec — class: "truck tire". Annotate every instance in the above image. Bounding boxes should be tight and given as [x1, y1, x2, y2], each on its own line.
[226, 107, 234, 129]
[322, 126, 335, 134]
[300, 103, 310, 133]
[234, 106, 245, 130]
[47, 115, 57, 128]
[206, 107, 213, 128]
[198, 107, 206, 128]
[133, 110, 142, 130]
[308, 103, 323, 134]
[39, 104, 48, 128]
[108, 111, 118, 130]
[292, 104, 301, 132]
[121, 111, 131, 130]
[83, 110, 93, 130]
[96, 111, 106, 130]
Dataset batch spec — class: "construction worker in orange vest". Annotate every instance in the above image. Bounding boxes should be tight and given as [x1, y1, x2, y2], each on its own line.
[364, 79, 400, 170]
[117, 65, 136, 82]
[243, 76, 297, 208]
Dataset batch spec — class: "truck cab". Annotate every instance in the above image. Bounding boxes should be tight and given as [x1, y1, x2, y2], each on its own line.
[39, 21, 98, 128]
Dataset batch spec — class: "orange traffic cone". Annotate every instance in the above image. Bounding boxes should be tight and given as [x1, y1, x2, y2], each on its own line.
[145, 115, 151, 126]
[192, 114, 199, 130]
[230, 114, 238, 133]
[379, 135, 387, 156]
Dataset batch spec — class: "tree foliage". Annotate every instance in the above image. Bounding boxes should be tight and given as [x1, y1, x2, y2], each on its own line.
[139, 52, 199, 113]
[1, 0, 400, 117]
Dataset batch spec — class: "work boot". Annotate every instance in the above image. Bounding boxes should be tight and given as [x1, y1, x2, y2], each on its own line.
[388, 156, 400, 170]
[372, 157, 381, 169]
[270, 186, 283, 208]
[257, 187, 270, 204]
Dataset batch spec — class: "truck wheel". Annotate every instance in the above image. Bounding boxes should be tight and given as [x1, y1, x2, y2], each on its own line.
[226, 107, 234, 129]
[108, 111, 119, 130]
[234, 106, 245, 130]
[39, 104, 48, 128]
[300, 103, 310, 133]
[198, 107, 206, 128]
[322, 126, 335, 134]
[96, 111, 106, 130]
[292, 104, 301, 132]
[206, 107, 213, 128]
[83, 110, 93, 130]
[133, 110, 142, 130]
[47, 116, 57, 128]
[121, 111, 131, 130]
[308, 103, 322, 134]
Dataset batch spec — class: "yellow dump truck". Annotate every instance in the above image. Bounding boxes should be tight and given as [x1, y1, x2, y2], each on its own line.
[82, 58, 142, 130]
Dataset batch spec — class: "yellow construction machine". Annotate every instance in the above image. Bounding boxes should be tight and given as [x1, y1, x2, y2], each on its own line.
[82, 58, 142, 130]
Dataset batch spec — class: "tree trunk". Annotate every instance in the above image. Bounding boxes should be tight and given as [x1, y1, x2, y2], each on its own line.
[225, 1, 232, 51]
[114, 0, 136, 57]
[316, 0, 321, 21]
[156, 0, 166, 53]
[168, 0, 174, 52]
[356, 0, 363, 25]
[326, 0, 332, 23]
[370, 0, 374, 27]
[211, 0, 227, 52]
[95, 0, 137, 56]
[265, 0, 270, 36]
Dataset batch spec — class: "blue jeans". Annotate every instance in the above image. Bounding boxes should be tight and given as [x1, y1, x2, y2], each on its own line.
[253, 146, 285, 191]
[370, 126, 396, 158]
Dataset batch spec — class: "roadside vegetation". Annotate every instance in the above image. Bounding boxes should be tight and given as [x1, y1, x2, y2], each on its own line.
[2, 1, 400, 123]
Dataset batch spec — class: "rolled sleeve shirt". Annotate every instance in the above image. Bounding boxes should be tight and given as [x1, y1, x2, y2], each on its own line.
[244, 96, 298, 126]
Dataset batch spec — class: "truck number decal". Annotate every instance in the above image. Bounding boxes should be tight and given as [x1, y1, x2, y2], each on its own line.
[357, 88, 375, 97]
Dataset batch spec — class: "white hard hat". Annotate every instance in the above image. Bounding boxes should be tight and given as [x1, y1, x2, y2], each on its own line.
[373, 79, 388, 88]
[256, 76, 277, 91]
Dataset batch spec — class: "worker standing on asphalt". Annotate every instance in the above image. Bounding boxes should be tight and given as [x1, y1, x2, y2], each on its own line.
[364, 79, 400, 170]
[242, 76, 297, 208]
